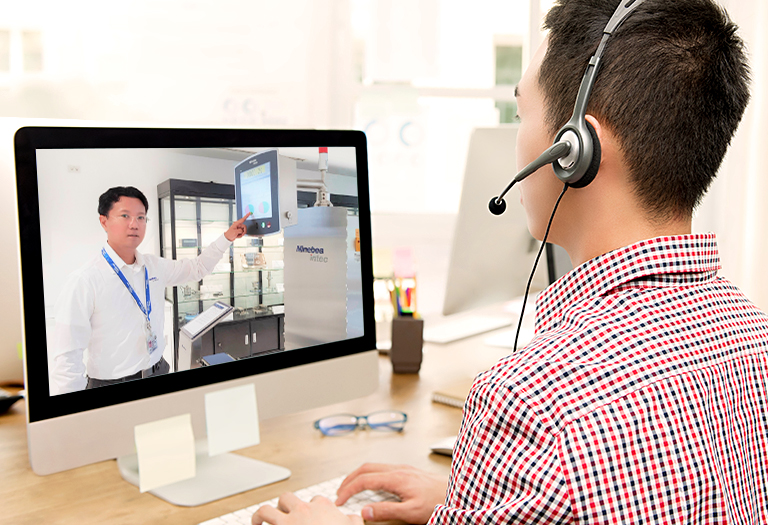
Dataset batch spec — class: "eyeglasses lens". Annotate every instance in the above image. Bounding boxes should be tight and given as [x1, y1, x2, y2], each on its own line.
[317, 415, 359, 436]
[367, 411, 407, 432]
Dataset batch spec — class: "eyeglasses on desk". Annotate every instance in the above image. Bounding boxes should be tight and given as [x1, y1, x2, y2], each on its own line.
[314, 410, 408, 436]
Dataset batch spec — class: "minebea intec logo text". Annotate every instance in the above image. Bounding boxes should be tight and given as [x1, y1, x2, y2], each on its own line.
[296, 245, 324, 254]
[296, 245, 328, 263]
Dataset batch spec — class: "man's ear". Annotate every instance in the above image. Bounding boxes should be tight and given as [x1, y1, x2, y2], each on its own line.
[584, 114, 603, 153]
[99, 214, 108, 232]
[585, 114, 623, 176]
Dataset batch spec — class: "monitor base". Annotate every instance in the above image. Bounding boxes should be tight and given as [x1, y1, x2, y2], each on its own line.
[117, 440, 291, 507]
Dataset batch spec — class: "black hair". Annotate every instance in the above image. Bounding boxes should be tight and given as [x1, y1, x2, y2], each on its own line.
[98, 186, 149, 216]
[539, 0, 750, 220]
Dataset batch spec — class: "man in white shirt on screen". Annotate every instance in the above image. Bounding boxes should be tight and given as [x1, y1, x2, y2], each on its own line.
[50, 186, 250, 395]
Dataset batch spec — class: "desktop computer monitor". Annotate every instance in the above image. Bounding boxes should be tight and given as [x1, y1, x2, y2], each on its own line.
[443, 125, 571, 317]
[14, 125, 378, 503]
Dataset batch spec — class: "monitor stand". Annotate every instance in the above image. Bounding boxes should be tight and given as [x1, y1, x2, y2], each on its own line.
[117, 440, 290, 507]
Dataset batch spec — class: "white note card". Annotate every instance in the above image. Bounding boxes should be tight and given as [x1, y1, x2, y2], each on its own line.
[205, 383, 260, 457]
[134, 414, 196, 493]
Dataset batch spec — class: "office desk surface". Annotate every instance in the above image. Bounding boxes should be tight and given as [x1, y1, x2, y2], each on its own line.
[0, 336, 511, 525]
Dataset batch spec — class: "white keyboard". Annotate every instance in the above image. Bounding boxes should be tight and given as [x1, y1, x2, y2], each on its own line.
[199, 475, 400, 525]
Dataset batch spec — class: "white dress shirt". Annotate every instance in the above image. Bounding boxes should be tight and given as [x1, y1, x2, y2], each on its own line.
[50, 234, 232, 395]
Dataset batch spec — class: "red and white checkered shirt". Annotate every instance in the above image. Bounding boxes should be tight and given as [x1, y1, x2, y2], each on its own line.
[432, 234, 768, 524]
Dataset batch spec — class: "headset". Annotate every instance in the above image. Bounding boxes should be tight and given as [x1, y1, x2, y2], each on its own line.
[489, 0, 647, 216]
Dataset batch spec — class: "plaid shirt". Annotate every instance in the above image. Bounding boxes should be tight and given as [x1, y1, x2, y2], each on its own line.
[432, 234, 768, 524]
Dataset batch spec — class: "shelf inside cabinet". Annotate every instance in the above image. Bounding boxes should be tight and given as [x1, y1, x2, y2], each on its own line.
[175, 290, 284, 305]
[165, 245, 284, 252]
[211, 268, 284, 276]
[232, 244, 284, 251]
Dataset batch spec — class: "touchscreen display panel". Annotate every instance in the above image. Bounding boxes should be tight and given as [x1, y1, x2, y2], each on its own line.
[240, 163, 272, 220]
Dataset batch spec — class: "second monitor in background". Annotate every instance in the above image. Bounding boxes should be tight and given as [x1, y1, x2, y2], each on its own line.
[425, 125, 571, 344]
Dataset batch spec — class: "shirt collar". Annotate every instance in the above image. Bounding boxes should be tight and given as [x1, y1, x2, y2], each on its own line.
[134, 250, 146, 270]
[103, 243, 145, 273]
[535, 234, 720, 333]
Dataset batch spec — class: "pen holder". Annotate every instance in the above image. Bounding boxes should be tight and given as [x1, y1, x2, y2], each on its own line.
[390, 317, 424, 374]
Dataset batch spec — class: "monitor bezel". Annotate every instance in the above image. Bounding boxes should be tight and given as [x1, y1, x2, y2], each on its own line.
[15, 126, 375, 424]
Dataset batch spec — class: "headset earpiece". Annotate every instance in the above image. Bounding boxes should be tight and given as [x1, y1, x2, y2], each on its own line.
[567, 121, 601, 188]
[551, 118, 601, 188]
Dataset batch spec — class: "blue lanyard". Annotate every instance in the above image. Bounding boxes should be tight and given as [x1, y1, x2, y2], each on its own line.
[102, 248, 152, 322]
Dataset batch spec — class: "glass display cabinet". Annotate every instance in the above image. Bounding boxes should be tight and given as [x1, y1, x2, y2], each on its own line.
[158, 179, 285, 370]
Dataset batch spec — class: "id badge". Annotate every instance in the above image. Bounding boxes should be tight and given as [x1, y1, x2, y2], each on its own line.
[146, 322, 158, 354]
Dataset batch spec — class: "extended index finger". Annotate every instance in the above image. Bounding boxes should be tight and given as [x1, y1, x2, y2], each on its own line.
[235, 211, 252, 225]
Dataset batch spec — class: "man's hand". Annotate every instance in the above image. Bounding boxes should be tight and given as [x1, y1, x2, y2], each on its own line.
[225, 212, 252, 241]
[252, 493, 362, 525]
[335, 463, 448, 525]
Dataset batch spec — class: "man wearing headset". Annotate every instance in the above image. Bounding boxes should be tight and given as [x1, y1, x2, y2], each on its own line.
[253, 0, 765, 523]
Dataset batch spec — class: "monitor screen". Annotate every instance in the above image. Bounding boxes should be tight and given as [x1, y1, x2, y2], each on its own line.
[15, 127, 375, 427]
